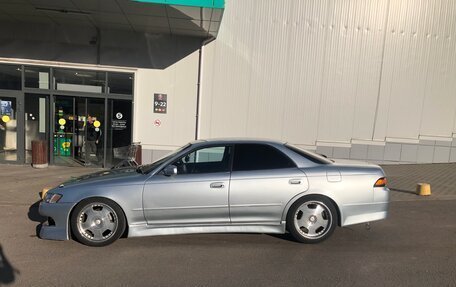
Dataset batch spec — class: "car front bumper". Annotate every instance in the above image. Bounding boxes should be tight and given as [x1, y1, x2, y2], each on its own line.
[38, 201, 74, 241]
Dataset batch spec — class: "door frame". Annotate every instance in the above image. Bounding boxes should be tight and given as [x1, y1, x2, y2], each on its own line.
[51, 95, 77, 166]
[24, 93, 50, 164]
[0, 90, 134, 167]
[0, 89, 25, 164]
[143, 144, 234, 225]
[0, 63, 135, 167]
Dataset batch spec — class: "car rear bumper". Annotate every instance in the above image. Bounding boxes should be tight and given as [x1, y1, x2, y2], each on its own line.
[341, 201, 389, 226]
[38, 201, 73, 241]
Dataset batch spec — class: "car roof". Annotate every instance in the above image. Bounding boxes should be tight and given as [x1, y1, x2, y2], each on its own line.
[182, 138, 329, 168]
[190, 138, 286, 146]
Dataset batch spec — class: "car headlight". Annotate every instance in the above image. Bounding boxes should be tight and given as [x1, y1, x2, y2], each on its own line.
[44, 193, 63, 203]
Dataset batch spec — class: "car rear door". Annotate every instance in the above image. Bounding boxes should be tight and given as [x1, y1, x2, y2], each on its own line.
[229, 144, 308, 224]
[143, 145, 232, 225]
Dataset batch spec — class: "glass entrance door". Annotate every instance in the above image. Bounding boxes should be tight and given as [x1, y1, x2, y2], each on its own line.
[53, 96, 105, 167]
[53, 96, 75, 165]
[74, 98, 105, 166]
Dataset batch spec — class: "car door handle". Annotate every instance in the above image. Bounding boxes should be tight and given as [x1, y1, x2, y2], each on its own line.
[289, 179, 302, 185]
[210, 182, 224, 188]
[210, 182, 225, 188]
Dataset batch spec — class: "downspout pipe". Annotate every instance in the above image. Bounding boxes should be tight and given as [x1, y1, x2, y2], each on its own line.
[195, 36, 216, 140]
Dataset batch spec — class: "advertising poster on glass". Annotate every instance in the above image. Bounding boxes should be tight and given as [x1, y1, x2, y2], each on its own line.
[1, 100, 13, 116]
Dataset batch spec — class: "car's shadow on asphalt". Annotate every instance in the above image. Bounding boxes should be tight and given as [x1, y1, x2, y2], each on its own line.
[390, 188, 417, 195]
[28, 200, 47, 238]
[267, 232, 300, 243]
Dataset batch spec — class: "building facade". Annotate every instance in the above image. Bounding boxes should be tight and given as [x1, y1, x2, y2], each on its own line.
[1, 0, 456, 167]
[199, 0, 456, 164]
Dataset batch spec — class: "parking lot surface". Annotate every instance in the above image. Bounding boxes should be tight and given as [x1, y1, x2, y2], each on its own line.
[0, 164, 455, 286]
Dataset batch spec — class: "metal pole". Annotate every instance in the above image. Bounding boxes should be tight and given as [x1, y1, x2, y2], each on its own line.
[195, 37, 215, 140]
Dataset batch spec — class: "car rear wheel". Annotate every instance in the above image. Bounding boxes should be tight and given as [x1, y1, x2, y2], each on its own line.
[70, 198, 126, 247]
[287, 195, 338, 243]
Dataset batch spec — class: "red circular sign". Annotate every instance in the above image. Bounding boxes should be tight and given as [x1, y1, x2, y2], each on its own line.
[154, 119, 161, 127]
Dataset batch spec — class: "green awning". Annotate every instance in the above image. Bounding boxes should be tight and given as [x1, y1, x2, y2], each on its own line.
[133, 0, 224, 9]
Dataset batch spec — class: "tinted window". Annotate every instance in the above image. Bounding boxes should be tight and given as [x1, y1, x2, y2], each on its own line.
[0, 65, 21, 90]
[233, 144, 296, 171]
[173, 146, 231, 174]
[24, 66, 50, 89]
[140, 144, 192, 174]
[54, 68, 105, 93]
[107, 72, 133, 95]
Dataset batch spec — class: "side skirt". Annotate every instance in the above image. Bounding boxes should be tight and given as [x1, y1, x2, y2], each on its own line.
[128, 222, 287, 238]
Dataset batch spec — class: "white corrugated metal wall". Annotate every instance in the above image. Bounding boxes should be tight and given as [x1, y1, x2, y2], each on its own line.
[199, 0, 456, 162]
[374, 0, 456, 140]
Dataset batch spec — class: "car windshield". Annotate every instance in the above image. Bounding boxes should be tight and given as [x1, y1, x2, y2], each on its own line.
[137, 144, 192, 174]
[285, 143, 333, 164]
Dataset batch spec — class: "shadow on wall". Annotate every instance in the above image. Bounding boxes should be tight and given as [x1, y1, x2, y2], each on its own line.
[0, 7, 207, 69]
[0, 244, 20, 286]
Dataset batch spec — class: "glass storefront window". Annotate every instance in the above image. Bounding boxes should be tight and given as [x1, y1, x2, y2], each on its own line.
[24, 66, 50, 89]
[0, 65, 21, 90]
[0, 64, 133, 95]
[54, 69, 105, 93]
[106, 99, 132, 167]
[107, 72, 133, 95]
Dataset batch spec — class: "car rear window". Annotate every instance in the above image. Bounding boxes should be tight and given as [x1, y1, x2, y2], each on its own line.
[285, 144, 332, 164]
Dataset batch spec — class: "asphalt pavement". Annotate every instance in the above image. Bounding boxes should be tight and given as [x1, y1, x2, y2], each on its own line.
[0, 164, 455, 286]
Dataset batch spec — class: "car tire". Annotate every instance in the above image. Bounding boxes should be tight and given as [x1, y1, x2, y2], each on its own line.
[286, 195, 338, 244]
[70, 197, 126, 247]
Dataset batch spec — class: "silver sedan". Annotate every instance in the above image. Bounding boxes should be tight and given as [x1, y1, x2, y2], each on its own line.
[39, 139, 389, 246]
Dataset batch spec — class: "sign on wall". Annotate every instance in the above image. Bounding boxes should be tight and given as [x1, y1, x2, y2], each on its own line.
[154, 93, 167, 114]
[112, 112, 127, 131]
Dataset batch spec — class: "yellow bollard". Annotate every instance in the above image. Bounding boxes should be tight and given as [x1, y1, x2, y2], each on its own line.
[416, 183, 431, 196]
[40, 188, 50, 200]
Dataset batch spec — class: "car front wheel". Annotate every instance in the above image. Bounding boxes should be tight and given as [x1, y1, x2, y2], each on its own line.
[286, 195, 338, 243]
[70, 197, 126, 247]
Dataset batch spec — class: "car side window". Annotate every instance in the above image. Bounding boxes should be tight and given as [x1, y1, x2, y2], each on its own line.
[172, 146, 231, 174]
[233, 144, 296, 171]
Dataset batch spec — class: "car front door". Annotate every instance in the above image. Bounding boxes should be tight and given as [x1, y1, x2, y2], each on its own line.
[229, 144, 308, 224]
[143, 145, 232, 225]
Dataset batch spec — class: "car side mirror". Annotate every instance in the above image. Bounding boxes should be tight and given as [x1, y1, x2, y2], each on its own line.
[163, 165, 177, 176]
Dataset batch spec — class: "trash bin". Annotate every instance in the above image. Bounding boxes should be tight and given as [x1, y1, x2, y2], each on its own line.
[32, 140, 48, 169]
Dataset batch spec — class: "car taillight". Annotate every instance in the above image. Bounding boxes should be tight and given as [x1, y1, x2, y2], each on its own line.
[374, 177, 387, 187]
